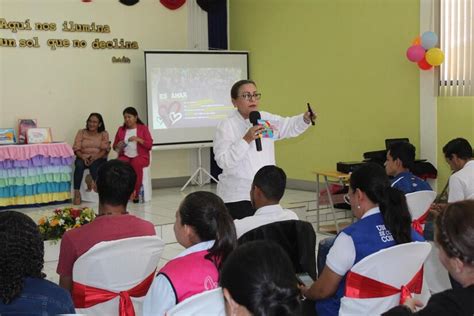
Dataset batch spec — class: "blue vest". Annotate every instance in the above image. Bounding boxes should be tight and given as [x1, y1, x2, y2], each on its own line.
[315, 212, 424, 316]
[391, 171, 432, 194]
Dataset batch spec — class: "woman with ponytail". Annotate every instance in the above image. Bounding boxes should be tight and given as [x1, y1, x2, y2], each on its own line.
[220, 240, 301, 316]
[301, 163, 424, 316]
[143, 191, 237, 316]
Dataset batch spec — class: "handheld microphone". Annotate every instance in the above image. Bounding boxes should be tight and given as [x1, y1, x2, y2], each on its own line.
[249, 111, 262, 152]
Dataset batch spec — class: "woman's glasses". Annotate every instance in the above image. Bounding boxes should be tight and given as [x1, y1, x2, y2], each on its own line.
[239, 93, 262, 101]
[343, 193, 351, 205]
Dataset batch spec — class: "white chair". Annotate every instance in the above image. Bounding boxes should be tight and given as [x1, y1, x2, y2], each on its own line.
[142, 164, 152, 202]
[72, 236, 164, 316]
[467, 193, 474, 200]
[405, 190, 437, 234]
[166, 287, 226, 316]
[405, 190, 451, 295]
[339, 242, 431, 316]
[79, 169, 98, 203]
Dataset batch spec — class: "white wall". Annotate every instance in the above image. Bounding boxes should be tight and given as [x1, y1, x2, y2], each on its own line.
[0, 0, 194, 179]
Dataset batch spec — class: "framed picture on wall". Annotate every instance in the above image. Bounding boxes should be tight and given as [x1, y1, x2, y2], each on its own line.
[26, 128, 52, 144]
[0, 128, 17, 145]
[18, 119, 38, 144]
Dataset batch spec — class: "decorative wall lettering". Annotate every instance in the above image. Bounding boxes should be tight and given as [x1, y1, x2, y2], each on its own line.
[0, 18, 138, 62]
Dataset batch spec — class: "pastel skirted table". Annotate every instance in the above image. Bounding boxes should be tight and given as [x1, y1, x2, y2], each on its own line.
[0, 142, 74, 208]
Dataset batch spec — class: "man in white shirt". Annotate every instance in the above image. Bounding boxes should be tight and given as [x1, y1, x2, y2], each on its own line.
[442, 138, 474, 202]
[214, 79, 315, 219]
[234, 165, 298, 238]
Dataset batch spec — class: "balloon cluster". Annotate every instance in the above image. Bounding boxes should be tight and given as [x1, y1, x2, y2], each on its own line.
[406, 31, 445, 70]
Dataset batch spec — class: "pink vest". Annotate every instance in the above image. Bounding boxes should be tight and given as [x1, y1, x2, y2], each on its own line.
[159, 250, 219, 303]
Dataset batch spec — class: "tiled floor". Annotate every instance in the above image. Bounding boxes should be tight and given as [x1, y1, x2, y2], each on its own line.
[17, 184, 332, 284]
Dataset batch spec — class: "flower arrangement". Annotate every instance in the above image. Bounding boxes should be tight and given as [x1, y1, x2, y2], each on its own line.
[38, 207, 96, 242]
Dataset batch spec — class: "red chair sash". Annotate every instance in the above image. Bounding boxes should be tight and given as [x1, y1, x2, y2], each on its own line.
[345, 267, 423, 304]
[412, 209, 430, 235]
[73, 270, 155, 316]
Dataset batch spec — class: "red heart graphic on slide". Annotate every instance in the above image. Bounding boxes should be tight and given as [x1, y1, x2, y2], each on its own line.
[158, 101, 183, 127]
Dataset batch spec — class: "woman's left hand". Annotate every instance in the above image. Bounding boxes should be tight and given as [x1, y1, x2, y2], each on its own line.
[303, 111, 317, 124]
[128, 136, 143, 144]
[403, 298, 424, 311]
[298, 284, 308, 300]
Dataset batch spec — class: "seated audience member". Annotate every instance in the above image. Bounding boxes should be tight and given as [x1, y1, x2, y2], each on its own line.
[383, 200, 474, 316]
[113, 106, 153, 203]
[72, 112, 110, 205]
[57, 159, 156, 292]
[385, 142, 432, 193]
[301, 163, 424, 316]
[234, 165, 298, 238]
[143, 191, 237, 316]
[318, 142, 433, 276]
[442, 138, 474, 202]
[0, 211, 75, 314]
[220, 240, 301, 316]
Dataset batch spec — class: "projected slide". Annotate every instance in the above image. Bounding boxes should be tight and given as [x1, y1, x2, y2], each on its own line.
[145, 51, 248, 145]
[150, 67, 239, 130]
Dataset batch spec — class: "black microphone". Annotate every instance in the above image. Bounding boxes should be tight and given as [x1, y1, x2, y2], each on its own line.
[249, 111, 262, 152]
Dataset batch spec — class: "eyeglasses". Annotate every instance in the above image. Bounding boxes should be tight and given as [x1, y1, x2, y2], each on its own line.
[343, 193, 351, 205]
[239, 93, 262, 101]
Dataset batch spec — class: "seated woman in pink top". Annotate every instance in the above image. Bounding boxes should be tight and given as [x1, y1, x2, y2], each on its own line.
[112, 107, 153, 203]
[73, 113, 110, 205]
[143, 191, 237, 316]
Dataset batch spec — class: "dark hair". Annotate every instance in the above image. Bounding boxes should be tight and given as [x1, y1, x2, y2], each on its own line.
[123, 106, 144, 126]
[443, 138, 473, 160]
[220, 241, 301, 316]
[350, 163, 412, 244]
[231, 79, 256, 99]
[86, 112, 106, 133]
[0, 211, 45, 304]
[179, 191, 236, 269]
[96, 159, 136, 207]
[387, 142, 416, 170]
[435, 200, 474, 266]
[253, 165, 287, 202]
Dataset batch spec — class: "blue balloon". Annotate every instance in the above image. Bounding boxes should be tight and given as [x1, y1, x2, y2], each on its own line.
[421, 31, 438, 49]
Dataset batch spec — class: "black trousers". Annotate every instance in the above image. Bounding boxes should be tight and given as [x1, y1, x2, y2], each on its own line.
[225, 200, 255, 220]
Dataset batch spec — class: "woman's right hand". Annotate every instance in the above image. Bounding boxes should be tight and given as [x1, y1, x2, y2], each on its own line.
[243, 125, 265, 144]
[115, 140, 126, 152]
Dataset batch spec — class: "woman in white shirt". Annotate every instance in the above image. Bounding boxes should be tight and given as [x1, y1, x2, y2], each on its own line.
[112, 107, 153, 203]
[213, 79, 316, 219]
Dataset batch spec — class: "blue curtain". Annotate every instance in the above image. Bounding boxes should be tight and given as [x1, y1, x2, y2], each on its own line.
[197, 0, 228, 50]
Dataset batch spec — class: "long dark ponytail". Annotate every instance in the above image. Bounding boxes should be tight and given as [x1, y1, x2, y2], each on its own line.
[179, 191, 237, 269]
[350, 163, 412, 244]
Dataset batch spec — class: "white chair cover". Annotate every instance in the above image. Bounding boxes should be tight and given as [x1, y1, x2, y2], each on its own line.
[423, 241, 452, 293]
[165, 287, 225, 316]
[405, 190, 437, 222]
[339, 242, 431, 316]
[73, 236, 165, 316]
[405, 190, 452, 296]
[142, 165, 152, 202]
[79, 169, 98, 203]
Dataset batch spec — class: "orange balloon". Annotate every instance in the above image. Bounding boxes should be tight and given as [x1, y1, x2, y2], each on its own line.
[411, 35, 421, 46]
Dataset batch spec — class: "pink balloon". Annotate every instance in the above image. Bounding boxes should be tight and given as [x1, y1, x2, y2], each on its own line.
[406, 45, 426, 62]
